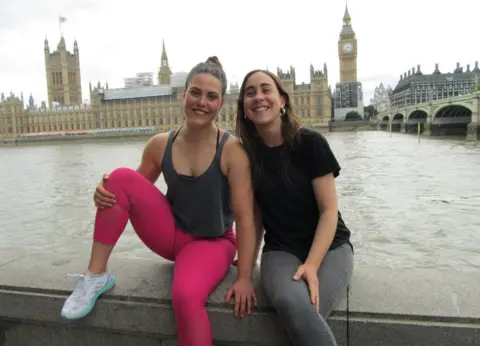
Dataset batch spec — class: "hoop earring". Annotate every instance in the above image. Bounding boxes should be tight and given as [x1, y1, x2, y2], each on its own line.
[280, 107, 286, 116]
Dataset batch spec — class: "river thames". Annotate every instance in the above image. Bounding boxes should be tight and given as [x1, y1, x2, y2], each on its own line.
[0, 131, 479, 271]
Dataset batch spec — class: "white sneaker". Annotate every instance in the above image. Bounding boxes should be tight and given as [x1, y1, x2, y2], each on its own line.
[61, 271, 116, 320]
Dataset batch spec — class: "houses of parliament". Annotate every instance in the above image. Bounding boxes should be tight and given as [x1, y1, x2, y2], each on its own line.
[0, 7, 359, 140]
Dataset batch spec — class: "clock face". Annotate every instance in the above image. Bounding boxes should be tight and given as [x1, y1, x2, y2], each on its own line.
[343, 43, 353, 53]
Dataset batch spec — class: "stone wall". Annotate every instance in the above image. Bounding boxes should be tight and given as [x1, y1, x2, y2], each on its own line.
[328, 120, 377, 132]
[0, 250, 479, 345]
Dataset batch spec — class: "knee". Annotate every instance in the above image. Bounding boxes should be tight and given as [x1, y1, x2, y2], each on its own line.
[172, 285, 205, 313]
[108, 167, 137, 182]
[105, 167, 141, 189]
[268, 288, 304, 314]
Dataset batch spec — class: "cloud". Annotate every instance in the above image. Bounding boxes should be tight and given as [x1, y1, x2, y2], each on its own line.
[0, 0, 478, 108]
[0, 0, 98, 30]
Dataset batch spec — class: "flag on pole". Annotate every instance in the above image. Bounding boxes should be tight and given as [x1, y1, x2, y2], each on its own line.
[59, 16, 67, 23]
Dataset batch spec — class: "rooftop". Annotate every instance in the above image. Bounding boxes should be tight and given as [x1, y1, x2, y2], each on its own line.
[393, 63, 480, 93]
[102, 85, 173, 101]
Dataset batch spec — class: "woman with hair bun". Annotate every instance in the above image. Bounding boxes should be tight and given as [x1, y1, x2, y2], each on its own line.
[61, 56, 258, 346]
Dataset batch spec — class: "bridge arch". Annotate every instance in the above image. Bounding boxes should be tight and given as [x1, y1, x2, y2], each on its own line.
[392, 113, 404, 121]
[433, 104, 472, 123]
[405, 110, 428, 133]
[380, 115, 390, 130]
[407, 110, 428, 123]
[391, 113, 403, 132]
[432, 104, 472, 136]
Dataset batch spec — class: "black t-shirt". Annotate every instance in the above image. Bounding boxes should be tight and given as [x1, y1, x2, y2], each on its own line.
[254, 127, 352, 262]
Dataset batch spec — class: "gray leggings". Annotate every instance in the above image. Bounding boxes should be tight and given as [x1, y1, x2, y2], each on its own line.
[260, 243, 353, 346]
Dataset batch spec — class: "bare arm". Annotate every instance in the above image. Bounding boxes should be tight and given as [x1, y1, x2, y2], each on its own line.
[225, 140, 257, 280]
[304, 173, 339, 269]
[94, 133, 167, 209]
[136, 133, 168, 184]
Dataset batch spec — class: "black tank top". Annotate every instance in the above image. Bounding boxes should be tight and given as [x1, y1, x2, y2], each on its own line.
[161, 129, 234, 237]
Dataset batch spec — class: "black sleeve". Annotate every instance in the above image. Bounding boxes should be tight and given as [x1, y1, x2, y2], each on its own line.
[303, 130, 341, 180]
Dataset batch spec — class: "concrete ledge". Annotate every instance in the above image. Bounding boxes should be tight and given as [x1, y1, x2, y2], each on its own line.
[0, 250, 479, 345]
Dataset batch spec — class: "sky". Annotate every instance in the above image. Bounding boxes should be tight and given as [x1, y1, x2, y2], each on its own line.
[0, 0, 479, 107]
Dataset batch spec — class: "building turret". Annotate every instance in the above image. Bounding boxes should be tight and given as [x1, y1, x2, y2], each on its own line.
[277, 66, 295, 94]
[473, 61, 480, 72]
[28, 93, 35, 110]
[44, 36, 82, 108]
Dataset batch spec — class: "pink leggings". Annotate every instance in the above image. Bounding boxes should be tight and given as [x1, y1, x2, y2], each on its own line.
[93, 167, 237, 346]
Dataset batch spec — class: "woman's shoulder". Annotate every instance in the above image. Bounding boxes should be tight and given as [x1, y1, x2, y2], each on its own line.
[149, 131, 171, 147]
[222, 131, 246, 155]
[297, 127, 331, 151]
[144, 132, 172, 159]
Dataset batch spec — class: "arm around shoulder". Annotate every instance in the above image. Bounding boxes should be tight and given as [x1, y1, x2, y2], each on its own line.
[136, 132, 168, 184]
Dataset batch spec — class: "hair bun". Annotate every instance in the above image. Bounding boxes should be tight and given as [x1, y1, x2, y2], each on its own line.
[206, 56, 223, 68]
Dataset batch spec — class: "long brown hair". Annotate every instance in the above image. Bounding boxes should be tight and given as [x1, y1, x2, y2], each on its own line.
[235, 69, 302, 188]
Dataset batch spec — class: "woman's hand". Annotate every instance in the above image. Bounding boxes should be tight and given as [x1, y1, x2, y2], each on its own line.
[293, 263, 320, 312]
[93, 174, 116, 209]
[226, 278, 258, 318]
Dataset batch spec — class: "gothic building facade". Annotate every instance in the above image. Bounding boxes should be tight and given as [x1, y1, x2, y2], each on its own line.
[276, 64, 332, 121]
[44, 36, 82, 108]
[1, 36, 332, 139]
[390, 62, 480, 108]
[370, 83, 393, 113]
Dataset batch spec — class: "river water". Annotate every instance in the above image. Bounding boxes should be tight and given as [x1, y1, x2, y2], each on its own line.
[1, 131, 479, 271]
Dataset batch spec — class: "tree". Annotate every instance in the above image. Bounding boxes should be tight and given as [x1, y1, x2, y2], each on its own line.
[345, 111, 362, 121]
[364, 105, 379, 120]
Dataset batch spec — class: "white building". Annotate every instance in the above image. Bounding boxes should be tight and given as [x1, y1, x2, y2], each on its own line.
[370, 82, 392, 113]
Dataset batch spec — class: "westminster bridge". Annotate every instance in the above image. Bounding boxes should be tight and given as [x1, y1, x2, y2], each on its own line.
[377, 91, 480, 140]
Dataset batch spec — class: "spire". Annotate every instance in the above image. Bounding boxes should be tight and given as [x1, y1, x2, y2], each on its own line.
[44, 36, 49, 53]
[57, 36, 66, 50]
[343, 1, 351, 26]
[340, 0, 354, 37]
[158, 39, 172, 85]
[28, 93, 35, 109]
[161, 39, 168, 67]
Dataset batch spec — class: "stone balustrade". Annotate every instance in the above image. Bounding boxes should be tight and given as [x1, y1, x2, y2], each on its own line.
[0, 250, 479, 345]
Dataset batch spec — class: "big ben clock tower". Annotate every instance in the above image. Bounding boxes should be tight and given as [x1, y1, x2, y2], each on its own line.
[338, 5, 357, 82]
[333, 4, 364, 120]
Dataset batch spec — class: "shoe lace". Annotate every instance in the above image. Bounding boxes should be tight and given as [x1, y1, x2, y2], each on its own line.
[67, 273, 88, 299]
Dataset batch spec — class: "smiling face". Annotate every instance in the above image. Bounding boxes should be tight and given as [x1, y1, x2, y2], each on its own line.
[183, 72, 223, 128]
[242, 72, 286, 127]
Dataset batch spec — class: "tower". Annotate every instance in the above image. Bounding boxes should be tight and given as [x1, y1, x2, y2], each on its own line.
[338, 4, 357, 82]
[44, 36, 82, 108]
[309, 63, 331, 119]
[158, 40, 172, 85]
[276, 66, 295, 95]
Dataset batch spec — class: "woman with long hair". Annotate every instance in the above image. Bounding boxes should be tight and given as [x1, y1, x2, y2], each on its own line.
[232, 69, 354, 346]
[61, 57, 257, 346]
